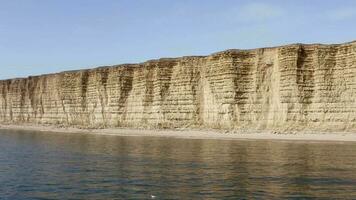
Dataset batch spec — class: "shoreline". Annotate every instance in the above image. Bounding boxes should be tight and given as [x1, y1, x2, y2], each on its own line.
[1, 124, 356, 142]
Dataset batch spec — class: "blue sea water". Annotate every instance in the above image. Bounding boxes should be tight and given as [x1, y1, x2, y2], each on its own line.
[0, 129, 355, 199]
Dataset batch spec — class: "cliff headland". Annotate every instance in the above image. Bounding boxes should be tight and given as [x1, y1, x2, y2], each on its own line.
[1, 41, 356, 136]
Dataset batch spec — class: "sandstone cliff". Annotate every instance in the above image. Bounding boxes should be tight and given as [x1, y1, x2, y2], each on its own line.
[1, 41, 356, 132]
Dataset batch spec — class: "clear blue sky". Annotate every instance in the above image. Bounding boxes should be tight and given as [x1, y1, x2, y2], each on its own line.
[1, 0, 356, 79]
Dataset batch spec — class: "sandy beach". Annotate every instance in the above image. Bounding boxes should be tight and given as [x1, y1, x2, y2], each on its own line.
[0, 124, 356, 142]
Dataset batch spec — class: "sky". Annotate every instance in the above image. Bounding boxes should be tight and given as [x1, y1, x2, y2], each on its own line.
[1, 0, 356, 79]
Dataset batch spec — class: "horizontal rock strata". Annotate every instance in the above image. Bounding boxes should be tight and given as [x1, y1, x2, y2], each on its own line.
[1, 41, 356, 132]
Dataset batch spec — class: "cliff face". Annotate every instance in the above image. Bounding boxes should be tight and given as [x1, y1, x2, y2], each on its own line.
[1, 41, 356, 132]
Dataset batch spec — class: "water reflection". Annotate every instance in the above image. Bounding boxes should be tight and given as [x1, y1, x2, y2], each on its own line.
[0, 129, 355, 199]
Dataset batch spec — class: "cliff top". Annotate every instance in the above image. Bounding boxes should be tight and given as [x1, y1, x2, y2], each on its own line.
[1, 40, 355, 82]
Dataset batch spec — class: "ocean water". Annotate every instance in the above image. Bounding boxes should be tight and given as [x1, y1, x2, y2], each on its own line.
[0, 129, 355, 199]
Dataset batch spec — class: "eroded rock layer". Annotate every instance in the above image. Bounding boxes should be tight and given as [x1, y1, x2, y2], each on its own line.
[1, 41, 356, 132]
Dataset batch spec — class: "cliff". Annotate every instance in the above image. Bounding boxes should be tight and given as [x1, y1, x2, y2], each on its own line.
[1, 41, 356, 132]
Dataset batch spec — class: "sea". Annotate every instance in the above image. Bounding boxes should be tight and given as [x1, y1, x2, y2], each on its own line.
[0, 129, 355, 199]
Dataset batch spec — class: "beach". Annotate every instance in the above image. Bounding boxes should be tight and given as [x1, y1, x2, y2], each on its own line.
[1, 124, 356, 142]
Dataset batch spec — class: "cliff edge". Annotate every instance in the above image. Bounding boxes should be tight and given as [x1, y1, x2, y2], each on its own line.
[1, 41, 356, 132]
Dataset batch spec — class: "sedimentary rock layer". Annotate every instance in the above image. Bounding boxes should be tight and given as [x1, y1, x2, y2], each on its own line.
[1, 41, 356, 132]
